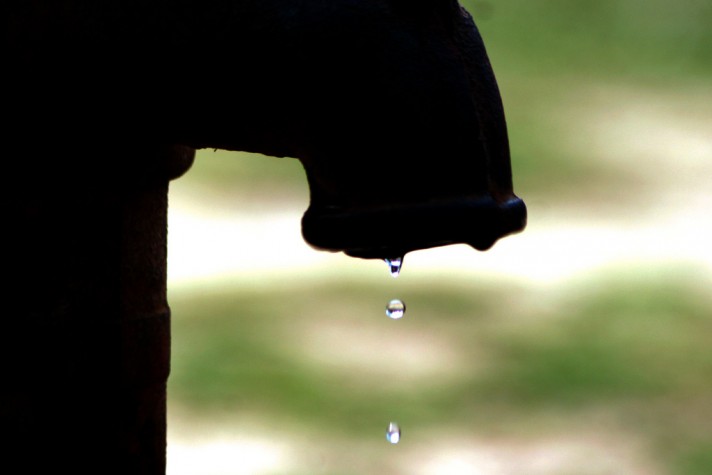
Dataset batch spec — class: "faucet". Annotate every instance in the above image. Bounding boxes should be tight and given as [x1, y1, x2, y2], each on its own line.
[296, 3, 527, 260]
[4, 1, 525, 473]
[174, 0, 527, 259]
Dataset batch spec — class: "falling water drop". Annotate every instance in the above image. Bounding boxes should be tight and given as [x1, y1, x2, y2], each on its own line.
[385, 299, 406, 320]
[384, 256, 403, 278]
[386, 422, 401, 444]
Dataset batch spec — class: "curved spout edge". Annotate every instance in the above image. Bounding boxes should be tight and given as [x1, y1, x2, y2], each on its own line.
[301, 195, 527, 260]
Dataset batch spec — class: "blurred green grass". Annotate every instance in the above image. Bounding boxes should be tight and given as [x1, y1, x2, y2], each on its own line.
[469, 0, 712, 79]
[169, 271, 712, 472]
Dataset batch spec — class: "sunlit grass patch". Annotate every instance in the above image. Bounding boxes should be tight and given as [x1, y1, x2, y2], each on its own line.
[478, 274, 712, 405]
[470, 0, 712, 79]
[168, 270, 711, 457]
[674, 440, 712, 475]
[168, 279, 517, 437]
[174, 148, 307, 208]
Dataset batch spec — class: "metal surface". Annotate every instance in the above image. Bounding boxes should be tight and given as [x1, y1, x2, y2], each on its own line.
[4, 1, 524, 472]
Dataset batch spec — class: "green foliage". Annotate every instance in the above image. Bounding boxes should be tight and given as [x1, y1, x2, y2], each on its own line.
[675, 442, 712, 475]
[481, 278, 712, 406]
[468, 0, 712, 78]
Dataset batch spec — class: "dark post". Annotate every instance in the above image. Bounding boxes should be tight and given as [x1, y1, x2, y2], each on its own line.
[4, 144, 194, 474]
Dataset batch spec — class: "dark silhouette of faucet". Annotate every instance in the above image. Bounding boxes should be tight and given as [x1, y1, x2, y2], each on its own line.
[173, 0, 527, 258]
[296, 4, 526, 259]
[4, 1, 525, 473]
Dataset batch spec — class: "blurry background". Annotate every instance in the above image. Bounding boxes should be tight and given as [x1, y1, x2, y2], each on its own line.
[165, 1, 712, 474]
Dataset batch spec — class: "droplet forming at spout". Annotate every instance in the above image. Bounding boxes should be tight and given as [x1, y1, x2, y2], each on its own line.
[385, 257, 403, 277]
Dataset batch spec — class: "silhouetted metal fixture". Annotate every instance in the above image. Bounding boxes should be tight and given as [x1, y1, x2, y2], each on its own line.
[4, 1, 524, 473]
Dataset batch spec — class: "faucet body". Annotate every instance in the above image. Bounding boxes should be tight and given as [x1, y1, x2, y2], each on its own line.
[4, 0, 524, 473]
[9, 0, 525, 257]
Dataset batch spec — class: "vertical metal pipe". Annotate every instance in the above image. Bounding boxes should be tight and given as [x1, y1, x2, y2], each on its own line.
[3, 144, 193, 474]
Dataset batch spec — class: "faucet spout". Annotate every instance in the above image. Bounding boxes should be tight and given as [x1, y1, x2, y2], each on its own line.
[302, 196, 526, 260]
[172, 0, 526, 260]
[297, 3, 526, 259]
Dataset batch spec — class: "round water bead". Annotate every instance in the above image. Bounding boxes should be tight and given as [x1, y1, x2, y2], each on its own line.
[385, 299, 406, 319]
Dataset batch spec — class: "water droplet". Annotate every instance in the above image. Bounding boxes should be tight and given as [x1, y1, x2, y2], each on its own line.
[386, 422, 401, 444]
[385, 299, 405, 320]
[384, 257, 403, 278]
